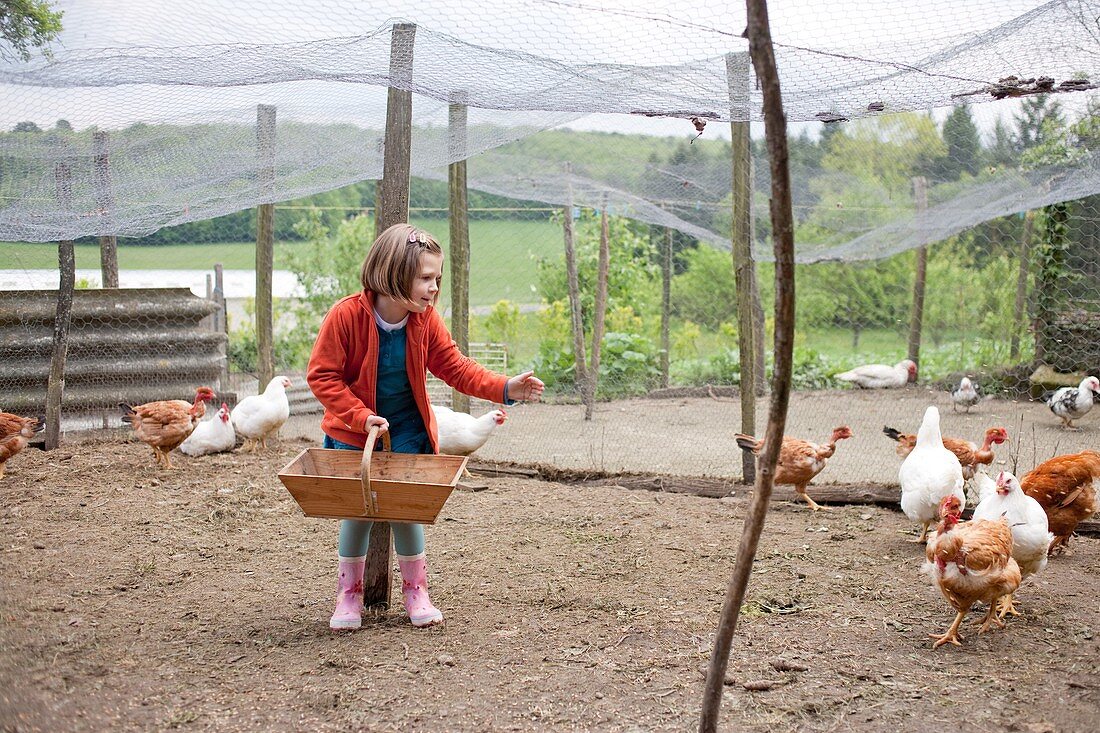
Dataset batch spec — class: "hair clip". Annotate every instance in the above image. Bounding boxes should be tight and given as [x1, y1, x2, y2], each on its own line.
[408, 230, 419, 243]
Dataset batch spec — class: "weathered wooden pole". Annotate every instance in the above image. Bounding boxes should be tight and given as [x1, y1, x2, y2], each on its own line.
[213, 263, 229, 391]
[906, 176, 929, 373]
[727, 50, 757, 484]
[255, 104, 276, 388]
[750, 160, 767, 396]
[364, 21, 416, 609]
[92, 131, 119, 288]
[562, 163, 588, 400]
[585, 193, 610, 421]
[46, 162, 76, 450]
[1010, 211, 1034, 361]
[448, 91, 471, 414]
[700, 0, 797, 727]
[660, 227, 672, 388]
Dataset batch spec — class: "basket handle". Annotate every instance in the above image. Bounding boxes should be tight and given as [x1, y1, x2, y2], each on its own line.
[359, 425, 392, 516]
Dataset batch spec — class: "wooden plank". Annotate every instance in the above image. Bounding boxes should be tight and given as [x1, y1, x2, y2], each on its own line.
[448, 93, 471, 414]
[466, 461, 1100, 537]
[92, 131, 119, 288]
[255, 104, 276, 388]
[46, 161, 75, 450]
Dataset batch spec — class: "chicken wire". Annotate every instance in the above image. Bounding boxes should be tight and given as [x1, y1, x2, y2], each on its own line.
[3, 0, 1100, 481]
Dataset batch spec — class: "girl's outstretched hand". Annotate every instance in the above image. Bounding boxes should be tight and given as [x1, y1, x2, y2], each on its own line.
[506, 371, 545, 402]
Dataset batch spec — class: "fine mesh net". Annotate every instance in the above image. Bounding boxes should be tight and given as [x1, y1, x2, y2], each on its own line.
[4, 1, 1100, 485]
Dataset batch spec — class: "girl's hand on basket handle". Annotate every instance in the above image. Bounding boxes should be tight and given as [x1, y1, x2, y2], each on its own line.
[506, 371, 545, 402]
[366, 414, 390, 433]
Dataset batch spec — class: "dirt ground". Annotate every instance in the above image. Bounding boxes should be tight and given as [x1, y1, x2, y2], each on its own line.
[2, 435, 1099, 732]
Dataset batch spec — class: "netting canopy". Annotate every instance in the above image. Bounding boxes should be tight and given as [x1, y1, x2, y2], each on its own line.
[3, 0, 1100, 260]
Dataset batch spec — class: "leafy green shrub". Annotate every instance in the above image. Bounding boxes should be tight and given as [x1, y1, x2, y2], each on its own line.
[483, 299, 520, 348]
[597, 332, 661, 397]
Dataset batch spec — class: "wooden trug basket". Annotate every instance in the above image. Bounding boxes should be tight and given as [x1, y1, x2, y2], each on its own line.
[278, 426, 467, 523]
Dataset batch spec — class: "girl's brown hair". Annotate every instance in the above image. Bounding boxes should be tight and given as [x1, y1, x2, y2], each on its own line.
[360, 223, 444, 304]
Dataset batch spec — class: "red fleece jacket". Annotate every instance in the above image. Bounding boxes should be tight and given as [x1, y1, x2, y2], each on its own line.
[306, 291, 509, 451]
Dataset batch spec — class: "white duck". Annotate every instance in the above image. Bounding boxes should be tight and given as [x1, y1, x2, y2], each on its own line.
[899, 405, 964, 543]
[835, 359, 916, 389]
[950, 377, 980, 413]
[179, 402, 236, 456]
[231, 376, 292, 451]
[972, 470, 1053, 618]
[1046, 375, 1100, 430]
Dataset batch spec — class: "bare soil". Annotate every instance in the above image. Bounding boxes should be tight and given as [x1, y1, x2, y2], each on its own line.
[2, 436, 1099, 732]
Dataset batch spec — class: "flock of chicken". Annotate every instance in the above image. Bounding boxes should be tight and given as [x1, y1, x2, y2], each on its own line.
[0, 356, 1096, 651]
[737, 357, 1100, 648]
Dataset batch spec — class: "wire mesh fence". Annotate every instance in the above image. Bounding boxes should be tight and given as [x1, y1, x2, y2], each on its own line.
[4, 2, 1100, 487]
[5, 194, 1100, 485]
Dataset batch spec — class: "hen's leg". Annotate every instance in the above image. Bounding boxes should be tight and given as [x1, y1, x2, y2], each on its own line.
[163, 449, 175, 470]
[976, 600, 1005, 632]
[0, 463, 6, 480]
[796, 485, 826, 511]
[1048, 534, 1070, 556]
[930, 609, 967, 648]
[997, 593, 1021, 619]
[915, 521, 931, 544]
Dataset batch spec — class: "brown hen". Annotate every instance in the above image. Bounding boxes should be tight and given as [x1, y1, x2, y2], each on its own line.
[120, 386, 216, 468]
[734, 426, 852, 511]
[883, 425, 1008, 480]
[923, 495, 1021, 648]
[1021, 450, 1100, 555]
[0, 413, 45, 479]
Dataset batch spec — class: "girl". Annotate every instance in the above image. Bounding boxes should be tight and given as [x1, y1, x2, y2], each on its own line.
[307, 223, 544, 631]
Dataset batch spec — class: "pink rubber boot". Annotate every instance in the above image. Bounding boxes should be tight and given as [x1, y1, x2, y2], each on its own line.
[397, 553, 444, 627]
[329, 555, 366, 631]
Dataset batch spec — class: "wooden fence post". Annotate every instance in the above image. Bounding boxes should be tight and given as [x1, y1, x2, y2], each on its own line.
[364, 21, 417, 610]
[255, 104, 276, 388]
[213, 263, 229, 391]
[728, 51, 757, 483]
[448, 91, 471, 414]
[92, 131, 119, 288]
[660, 227, 671, 389]
[563, 163, 588, 400]
[585, 193, 610, 421]
[906, 176, 929, 373]
[46, 162, 76, 450]
[1010, 211, 1034, 361]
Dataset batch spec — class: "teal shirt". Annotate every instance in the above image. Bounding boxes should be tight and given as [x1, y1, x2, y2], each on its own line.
[374, 323, 432, 454]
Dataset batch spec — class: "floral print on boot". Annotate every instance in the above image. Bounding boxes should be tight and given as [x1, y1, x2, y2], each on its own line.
[397, 553, 443, 627]
[329, 555, 366, 631]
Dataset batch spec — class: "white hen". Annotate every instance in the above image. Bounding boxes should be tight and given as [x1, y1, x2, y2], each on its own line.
[179, 402, 236, 456]
[950, 377, 980, 413]
[835, 359, 916, 389]
[432, 405, 507, 457]
[1046, 375, 1100, 430]
[972, 470, 1053, 618]
[231, 376, 291, 452]
[899, 405, 964, 543]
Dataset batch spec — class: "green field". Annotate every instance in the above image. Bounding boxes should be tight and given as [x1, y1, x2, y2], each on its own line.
[1, 218, 560, 307]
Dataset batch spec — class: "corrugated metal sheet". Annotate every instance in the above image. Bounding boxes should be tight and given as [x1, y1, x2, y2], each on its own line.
[0, 288, 225, 414]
